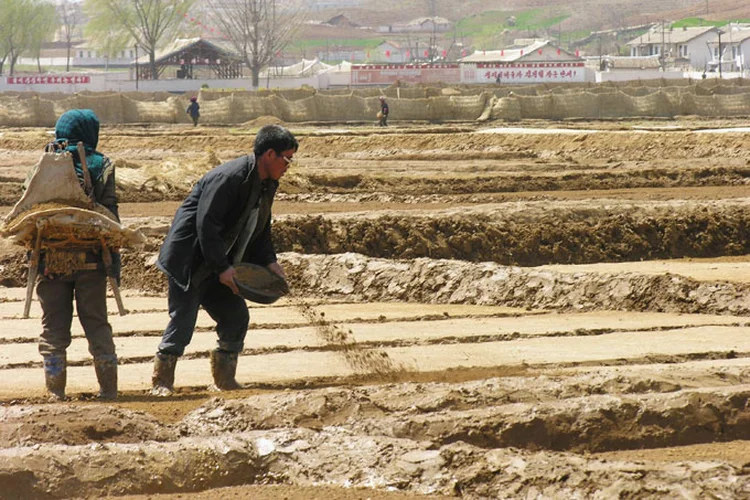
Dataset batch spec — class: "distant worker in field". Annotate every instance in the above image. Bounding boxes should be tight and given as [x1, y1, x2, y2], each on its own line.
[151, 124, 298, 395]
[186, 96, 200, 126]
[37, 109, 120, 401]
[378, 95, 389, 127]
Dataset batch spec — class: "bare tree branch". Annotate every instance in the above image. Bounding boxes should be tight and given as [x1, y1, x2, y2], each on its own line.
[204, 0, 305, 88]
[84, 0, 194, 79]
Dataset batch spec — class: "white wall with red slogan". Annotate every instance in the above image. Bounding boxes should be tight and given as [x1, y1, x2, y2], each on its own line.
[464, 62, 587, 84]
[350, 62, 591, 86]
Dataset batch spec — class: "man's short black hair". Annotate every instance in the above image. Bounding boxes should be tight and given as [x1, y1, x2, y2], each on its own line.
[253, 124, 298, 157]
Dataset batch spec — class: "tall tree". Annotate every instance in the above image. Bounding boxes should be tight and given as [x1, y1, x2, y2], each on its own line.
[29, 1, 58, 73]
[83, 0, 194, 80]
[58, 0, 83, 72]
[0, 5, 9, 75]
[204, 0, 304, 89]
[0, 0, 56, 75]
[1, 0, 29, 75]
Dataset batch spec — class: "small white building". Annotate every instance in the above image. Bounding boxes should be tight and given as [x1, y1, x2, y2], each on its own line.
[372, 41, 409, 63]
[589, 55, 684, 82]
[404, 16, 453, 33]
[706, 25, 750, 72]
[379, 16, 453, 34]
[626, 25, 717, 71]
[17, 43, 136, 70]
[459, 40, 586, 84]
[72, 44, 137, 69]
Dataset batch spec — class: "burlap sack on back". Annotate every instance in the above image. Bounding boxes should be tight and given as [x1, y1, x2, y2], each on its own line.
[1, 152, 144, 250]
[4, 152, 90, 222]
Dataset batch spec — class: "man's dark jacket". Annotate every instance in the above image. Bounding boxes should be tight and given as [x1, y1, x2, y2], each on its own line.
[157, 155, 277, 291]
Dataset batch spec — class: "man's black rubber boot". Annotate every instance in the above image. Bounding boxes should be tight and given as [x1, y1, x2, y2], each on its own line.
[210, 350, 242, 391]
[43, 354, 67, 401]
[94, 354, 118, 400]
[151, 352, 178, 396]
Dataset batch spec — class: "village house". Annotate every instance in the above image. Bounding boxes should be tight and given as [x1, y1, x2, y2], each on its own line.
[626, 25, 717, 71]
[378, 16, 453, 34]
[705, 25, 750, 72]
[372, 41, 409, 63]
[323, 14, 359, 29]
[459, 40, 586, 84]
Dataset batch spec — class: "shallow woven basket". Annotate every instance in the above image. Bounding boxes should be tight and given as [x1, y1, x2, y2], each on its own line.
[234, 263, 289, 304]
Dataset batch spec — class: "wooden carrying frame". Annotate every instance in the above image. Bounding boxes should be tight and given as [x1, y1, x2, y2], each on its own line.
[21, 142, 127, 318]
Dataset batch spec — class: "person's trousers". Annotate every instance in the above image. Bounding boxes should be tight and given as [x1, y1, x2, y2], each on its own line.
[37, 270, 116, 358]
[158, 276, 249, 356]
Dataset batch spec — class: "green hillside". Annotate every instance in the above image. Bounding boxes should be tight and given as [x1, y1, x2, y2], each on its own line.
[455, 9, 570, 48]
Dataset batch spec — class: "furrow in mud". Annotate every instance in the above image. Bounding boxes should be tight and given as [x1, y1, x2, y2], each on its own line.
[296, 166, 750, 196]
[5, 165, 746, 206]
[4, 366, 750, 448]
[273, 202, 750, 265]
[180, 383, 750, 454]
[3, 127, 750, 162]
[282, 253, 750, 315]
[4, 249, 750, 319]
[2, 376, 749, 498]
[2, 428, 746, 499]
[3, 324, 748, 370]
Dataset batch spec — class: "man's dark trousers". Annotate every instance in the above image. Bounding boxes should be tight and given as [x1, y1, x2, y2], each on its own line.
[158, 276, 249, 356]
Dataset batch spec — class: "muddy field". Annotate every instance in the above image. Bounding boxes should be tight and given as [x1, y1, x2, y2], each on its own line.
[1, 118, 749, 499]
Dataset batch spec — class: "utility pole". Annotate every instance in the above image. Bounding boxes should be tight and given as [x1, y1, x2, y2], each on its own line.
[660, 21, 666, 71]
[717, 29, 724, 78]
[427, 0, 436, 62]
[134, 45, 139, 90]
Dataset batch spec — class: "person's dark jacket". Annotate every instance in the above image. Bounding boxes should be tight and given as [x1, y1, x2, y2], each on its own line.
[157, 155, 277, 291]
[94, 167, 118, 221]
[186, 101, 200, 118]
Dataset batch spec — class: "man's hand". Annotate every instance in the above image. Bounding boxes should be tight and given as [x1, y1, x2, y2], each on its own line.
[267, 262, 287, 280]
[218, 266, 239, 295]
[267, 262, 290, 294]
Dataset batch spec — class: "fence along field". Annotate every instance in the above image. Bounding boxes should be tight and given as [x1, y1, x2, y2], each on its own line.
[2, 80, 750, 127]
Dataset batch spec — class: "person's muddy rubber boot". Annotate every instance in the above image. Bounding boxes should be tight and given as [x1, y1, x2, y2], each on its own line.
[43, 354, 67, 402]
[94, 354, 118, 400]
[151, 352, 178, 397]
[209, 350, 242, 391]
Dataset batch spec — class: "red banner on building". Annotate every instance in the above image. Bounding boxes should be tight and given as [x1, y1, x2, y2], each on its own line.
[7, 75, 91, 85]
[351, 64, 460, 86]
[471, 62, 586, 84]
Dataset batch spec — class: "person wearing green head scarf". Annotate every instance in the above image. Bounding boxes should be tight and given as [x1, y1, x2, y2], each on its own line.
[36, 109, 120, 402]
[51, 109, 114, 189]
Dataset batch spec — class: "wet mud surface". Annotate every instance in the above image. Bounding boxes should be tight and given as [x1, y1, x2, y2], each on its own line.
[1, 119, 749, 498]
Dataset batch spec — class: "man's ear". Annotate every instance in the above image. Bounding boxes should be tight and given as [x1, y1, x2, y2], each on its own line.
[257, 149, 274, 176]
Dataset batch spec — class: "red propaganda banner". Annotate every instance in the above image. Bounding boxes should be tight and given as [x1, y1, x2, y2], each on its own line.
[351, 64, 460, 86]
[473, 62, 586, 84]
[7, 75, 91, 85]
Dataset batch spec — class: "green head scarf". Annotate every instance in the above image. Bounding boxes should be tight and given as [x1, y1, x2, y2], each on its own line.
[53, 109, 106, 182]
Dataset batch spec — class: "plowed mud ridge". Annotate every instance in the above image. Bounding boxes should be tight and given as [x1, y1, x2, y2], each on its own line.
[1, 119, 749, 499]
